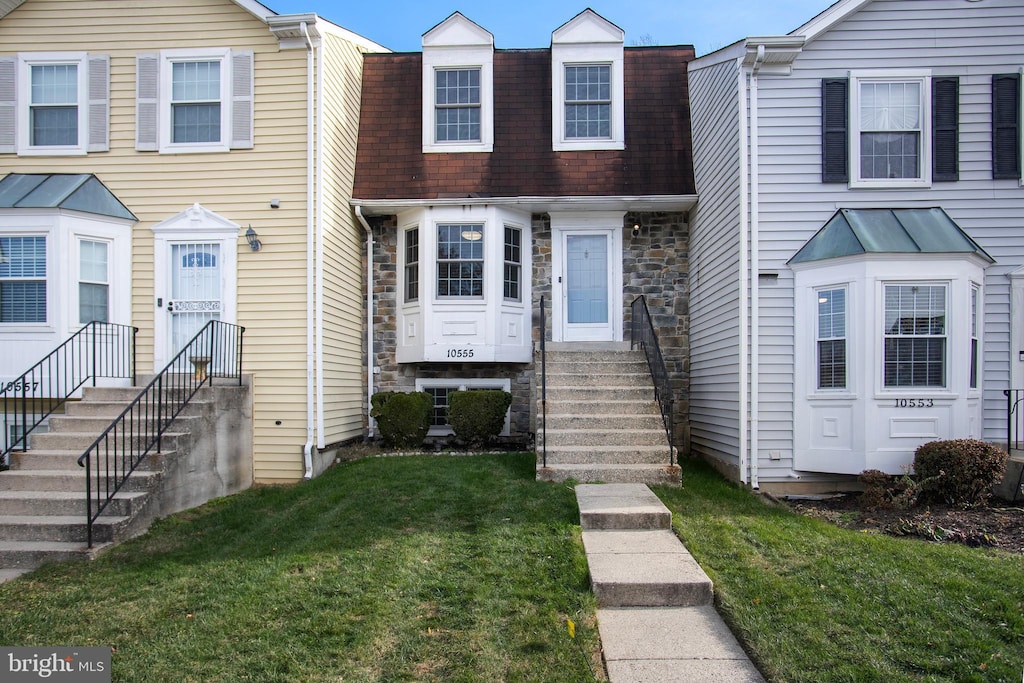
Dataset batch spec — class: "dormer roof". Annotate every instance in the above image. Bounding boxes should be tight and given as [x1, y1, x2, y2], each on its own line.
[422, 12, 494, 49]
[551, 8, 624, 46]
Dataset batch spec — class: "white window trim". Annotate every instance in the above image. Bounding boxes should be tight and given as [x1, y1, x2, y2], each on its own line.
[158, 48, 231, 154]
[849, 69, 932, 189]
[415, 377, 512, 437]
[422, 57, 493, 153]
[435, 222, 485, 301]
[878, 280, 950, 392]
[969, 281, 982, 394]
[76, 237, 110, 325]
[814, 285, 850, 393]
[16, 52, 88, 156]
[0, 230, 51, 331]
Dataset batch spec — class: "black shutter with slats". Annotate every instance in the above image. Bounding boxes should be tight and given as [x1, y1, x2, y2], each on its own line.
[932, 77, 959, 182]
[822, 78, 849, 183]
[993, 73, 1021, 180]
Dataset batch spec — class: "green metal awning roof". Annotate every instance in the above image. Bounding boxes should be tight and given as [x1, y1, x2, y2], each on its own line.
[0, 173, 137, 221]
[788, 208, 992, 265]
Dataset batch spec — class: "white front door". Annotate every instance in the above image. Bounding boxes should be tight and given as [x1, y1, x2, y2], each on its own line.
[169, 242, 222, 353]
[564, 233, 612, 341]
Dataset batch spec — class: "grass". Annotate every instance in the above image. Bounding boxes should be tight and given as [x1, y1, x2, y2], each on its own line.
[0, 453, 603, 682]
[656, 460, 1024, 683]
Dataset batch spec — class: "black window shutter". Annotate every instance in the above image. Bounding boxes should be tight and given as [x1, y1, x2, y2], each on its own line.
[993, 73, 1021, 180]
[822, 78, 849, 183]
[932, 77, 959, 182]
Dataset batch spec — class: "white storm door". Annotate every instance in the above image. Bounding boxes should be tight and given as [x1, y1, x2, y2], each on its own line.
[168, 242, 222, 356]
[563, 232, 613, 342]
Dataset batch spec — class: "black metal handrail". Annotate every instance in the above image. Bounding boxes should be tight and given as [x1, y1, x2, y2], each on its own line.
[539, 295, 547, 468]
[630, 296, 675, 466]
[1004, 389, 1024, 501]
[2, 322, 137, 466]
[77, 320, 245, 547]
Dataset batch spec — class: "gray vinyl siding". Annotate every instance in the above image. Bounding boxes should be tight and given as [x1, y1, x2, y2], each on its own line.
[687, 57, 743, 470]
[752, 0, 1024, 476]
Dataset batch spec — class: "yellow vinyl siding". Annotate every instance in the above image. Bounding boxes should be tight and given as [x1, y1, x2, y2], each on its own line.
[0, 0, 377, 483]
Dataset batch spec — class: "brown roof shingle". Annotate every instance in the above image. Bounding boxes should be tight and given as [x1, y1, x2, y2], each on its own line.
[353, 46, 695, 200]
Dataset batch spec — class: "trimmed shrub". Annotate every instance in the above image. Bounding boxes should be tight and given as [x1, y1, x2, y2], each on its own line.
[370, 391, 433, 450]
[858, 469, 919, 510]
[913, 439, 1008, 507]
[447, 390, 513, 448]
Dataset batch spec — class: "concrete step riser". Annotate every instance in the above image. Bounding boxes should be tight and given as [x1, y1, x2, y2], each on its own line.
[47, 414, 200, 434]
[81, 386, 210, 402]
[546, 415, 664, 430]
[546, 373, 652, 388]
[544, 430, 668, 447]
[539, 400, 657, 416]
[543, 350, 643, 363]
[64, 401, 207, 419]
[29, 431, 187, 452]
[544, 361, 649, 375]
[0, 520, 120, 543]
[593, 582, 714, 608]
[0, 494, 140, 517]
[0, 471, 158, 493]
[8, 452, 162, 472]
[0, 547, 90, 569]
[544, 387, 653, 402]
[541, 449, 671, 465]
[538, 465, 681, 487]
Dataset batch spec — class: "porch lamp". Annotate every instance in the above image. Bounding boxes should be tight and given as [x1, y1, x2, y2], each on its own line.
[245, 225, 262, 251]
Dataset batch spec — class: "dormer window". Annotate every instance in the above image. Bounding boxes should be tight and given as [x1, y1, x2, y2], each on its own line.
[551, 10, 624, 151]
[422, 13, 493, 153]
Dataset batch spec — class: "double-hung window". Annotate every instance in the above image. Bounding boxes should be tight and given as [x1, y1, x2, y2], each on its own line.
[436, 224, 483, 298]
[564, 64, 611, 139]
[405, 228, 419, 303]
[817, 287, 847, 389]
[503, 226, 522, 301]
[171, 60, 221, 144]
[858, 80, 923, 181]
[970, 284, 980, 389]
[435, 68, 480, 142]
[79, 239, 109, 324]
[0, 236, 46, 324]
[29, 63, 79, 147]
[883, 284, 946, 388]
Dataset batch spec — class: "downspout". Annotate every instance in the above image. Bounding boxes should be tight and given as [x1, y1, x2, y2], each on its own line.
[301, 20, 315, 479]
[737, 58, 750, 485]
[749, 44, 765, 490]
[314, 27, 326, 451]
[354, 206, 375, 438]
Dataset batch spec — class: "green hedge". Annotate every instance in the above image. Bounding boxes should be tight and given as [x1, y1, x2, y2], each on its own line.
[370, 391, 433, 450]
[447, 390, 513, 448]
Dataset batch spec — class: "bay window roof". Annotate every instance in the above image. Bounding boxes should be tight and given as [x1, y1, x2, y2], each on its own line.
[0, 173, 136, 221]
[789, 207, 992, 265]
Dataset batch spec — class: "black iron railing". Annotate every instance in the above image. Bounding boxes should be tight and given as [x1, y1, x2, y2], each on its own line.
[539, 295, 547, 468]
[77, 320, 245, 547]
[2, 322, 137, 466]
[1004, 389, 1024, 501]
[630, 296, 675, 466]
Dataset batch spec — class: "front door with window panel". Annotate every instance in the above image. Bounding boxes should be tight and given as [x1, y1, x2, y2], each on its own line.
[563, 232, 613, 342]
[167, 242, 221, 360]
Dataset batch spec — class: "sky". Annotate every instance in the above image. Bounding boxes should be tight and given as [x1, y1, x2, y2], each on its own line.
[268, 0, 839, 57]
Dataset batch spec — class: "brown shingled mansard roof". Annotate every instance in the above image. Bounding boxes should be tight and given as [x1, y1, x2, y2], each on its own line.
[352, 46, 696, 201]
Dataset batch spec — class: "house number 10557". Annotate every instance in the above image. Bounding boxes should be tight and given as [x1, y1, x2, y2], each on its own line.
[893, 398, 934, 408]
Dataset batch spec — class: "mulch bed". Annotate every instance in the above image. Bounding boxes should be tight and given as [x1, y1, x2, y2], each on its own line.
[784, 493, 1024, 553]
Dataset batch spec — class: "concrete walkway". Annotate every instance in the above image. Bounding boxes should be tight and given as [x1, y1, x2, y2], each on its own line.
[576, 483, 765, 683]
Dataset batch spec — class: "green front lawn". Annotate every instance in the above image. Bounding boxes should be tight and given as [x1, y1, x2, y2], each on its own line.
[0, 453, 602, 682]
[657, 461, 1024, 683]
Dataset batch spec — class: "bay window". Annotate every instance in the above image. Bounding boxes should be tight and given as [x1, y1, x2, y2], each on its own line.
[816, 287, 846, 389]
[437, 224, 483, 298]
[503, 226, 521, 301]
[78, 239, 109, 324]
[883, 284, 946, 388]
[0, 236, 46, 324]
[405, 228, 419, 303]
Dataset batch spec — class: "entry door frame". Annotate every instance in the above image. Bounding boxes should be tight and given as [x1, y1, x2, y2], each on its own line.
[550, 211, 624, 343]
[151, 204, 240, 368]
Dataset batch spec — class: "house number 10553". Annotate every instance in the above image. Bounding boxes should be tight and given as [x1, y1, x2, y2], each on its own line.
[893, 398, 934, 408]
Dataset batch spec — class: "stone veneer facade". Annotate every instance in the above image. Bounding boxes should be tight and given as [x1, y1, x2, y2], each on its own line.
[364, 211, 689, 450]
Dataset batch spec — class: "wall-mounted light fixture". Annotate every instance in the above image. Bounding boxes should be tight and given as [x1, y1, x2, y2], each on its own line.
[245, 225, 262, 251]
[631, 223, 641, 238]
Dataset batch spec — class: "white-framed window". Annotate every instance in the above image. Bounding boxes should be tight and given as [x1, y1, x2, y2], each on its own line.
[849, 70, 931, 188]
[969, 283, 980, 390]
[421, 13, 493, 153]
[550, 10, 624, 151]
[78, 238, 109, 324]
[136, 49, 253, 154]
[0, 235, 46, 324]
[503, 226, 522, 302]
[883, 283, 947, 388]
[2, 53, 109, 156]
[404, 227, 420, 303]
[435, 68, 481, 142]
[415, 377, 512, 436]
[816, 287, 847, 390]
[437, 224, 484, 298]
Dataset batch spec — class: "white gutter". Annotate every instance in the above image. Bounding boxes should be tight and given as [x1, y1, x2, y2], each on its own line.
[354, 206, 375, 437]
[748, 44, 766, 490]
[737, 57, 750, 486]
[301, 20, 315, 479]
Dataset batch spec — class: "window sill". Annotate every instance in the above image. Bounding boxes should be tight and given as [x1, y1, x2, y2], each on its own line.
[17, 147, 88, 157]
[157, 143, 230, 155]
[423, 142, 492, 154]
[553, 138, 624, 152]
[849, 178, 931, 190]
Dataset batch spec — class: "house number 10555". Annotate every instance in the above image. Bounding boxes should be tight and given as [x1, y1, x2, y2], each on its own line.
[893, 398, 934, 408]
[447, 348, 475, 359]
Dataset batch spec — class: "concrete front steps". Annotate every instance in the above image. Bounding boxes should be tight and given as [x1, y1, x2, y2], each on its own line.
[575, 484, 765, 683]
[537, 346, 680, 486]
[0, 385, 200, 579]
